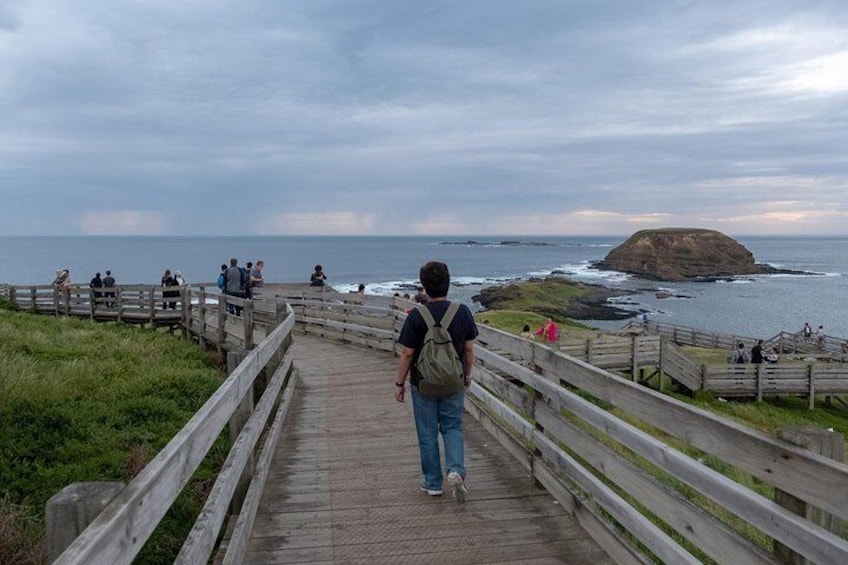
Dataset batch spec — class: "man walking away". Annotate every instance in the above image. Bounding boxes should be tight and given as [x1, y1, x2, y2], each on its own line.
[395, 261, 479, 503]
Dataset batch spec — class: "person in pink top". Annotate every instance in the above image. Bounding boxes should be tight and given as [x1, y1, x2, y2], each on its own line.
[535, 318, 558, 343]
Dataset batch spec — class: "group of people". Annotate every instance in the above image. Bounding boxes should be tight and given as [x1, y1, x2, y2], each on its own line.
[88, 271, 117, 307]
[217, 258, 264, 315]
[732, 340, 779, 364]
[160, 269, 186, 309]
[802, 322, 827, 350]
[517, 318, 559, 343]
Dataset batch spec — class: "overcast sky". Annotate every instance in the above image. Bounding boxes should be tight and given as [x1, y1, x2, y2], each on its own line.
[1, 1, 847, 236]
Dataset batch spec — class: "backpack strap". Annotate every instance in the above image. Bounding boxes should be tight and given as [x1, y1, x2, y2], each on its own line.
[415, 301, 461, 330]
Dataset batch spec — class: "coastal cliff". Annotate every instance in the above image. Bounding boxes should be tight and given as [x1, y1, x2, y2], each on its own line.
[595, 228, 786, 281]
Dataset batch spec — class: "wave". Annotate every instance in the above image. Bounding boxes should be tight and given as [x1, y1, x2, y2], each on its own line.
[549, 261, 632, 284]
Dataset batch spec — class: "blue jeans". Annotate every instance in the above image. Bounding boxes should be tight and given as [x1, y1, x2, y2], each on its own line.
[411, 386, 466, 490]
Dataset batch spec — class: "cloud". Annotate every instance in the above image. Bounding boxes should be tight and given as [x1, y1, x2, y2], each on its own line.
[77, 211, 166, 235]
[259, 212, 378, 235]
[1, 2, 848, 235]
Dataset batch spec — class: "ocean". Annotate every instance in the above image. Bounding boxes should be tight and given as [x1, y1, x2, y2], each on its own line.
[1, 235, 846, 339]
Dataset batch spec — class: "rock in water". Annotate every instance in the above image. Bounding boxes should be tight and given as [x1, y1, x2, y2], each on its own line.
[596, 228, 762, 281]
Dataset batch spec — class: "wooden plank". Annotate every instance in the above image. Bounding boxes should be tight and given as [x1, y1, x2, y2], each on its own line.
[527, 371, 848, 564]
[533, 433, 699, 564]
[175, 354, 294, 564]
[527, 347, 848, 521]
[221, 373, 298, 565]
[534, 403, 777, 565]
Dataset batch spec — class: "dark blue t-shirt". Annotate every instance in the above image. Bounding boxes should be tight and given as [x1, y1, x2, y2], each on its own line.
[397, 300, 479, 387]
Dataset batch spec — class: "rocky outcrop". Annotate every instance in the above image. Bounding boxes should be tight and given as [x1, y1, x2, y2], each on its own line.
[595, 228, 795, 281]
[473, 277, 635, 320]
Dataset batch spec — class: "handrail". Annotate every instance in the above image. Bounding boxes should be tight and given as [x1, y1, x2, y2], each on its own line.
[53, 305, 296, 565]
[632, 319, 848, 357]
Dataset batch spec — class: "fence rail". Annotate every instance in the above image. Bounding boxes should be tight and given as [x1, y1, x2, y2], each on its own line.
[638, 320, 848, 358]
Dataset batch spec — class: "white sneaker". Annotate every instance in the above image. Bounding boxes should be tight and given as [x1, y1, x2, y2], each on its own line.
[447, 472, 468, 503]
[419, 484, 443, 496]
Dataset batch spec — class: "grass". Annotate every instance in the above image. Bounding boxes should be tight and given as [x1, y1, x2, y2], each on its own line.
[0, 300, 228, 564]
[481, 278, 590, 318]
[474, 309, 594, 338]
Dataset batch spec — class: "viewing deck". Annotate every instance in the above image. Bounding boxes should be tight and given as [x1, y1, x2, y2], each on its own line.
[240, 335, 610, 564]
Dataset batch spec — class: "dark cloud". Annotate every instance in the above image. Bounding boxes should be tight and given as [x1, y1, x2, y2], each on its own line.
[1, 1, 847, 235]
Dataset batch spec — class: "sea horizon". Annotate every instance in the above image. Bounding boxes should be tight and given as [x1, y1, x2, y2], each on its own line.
[1, 234, 847, 340]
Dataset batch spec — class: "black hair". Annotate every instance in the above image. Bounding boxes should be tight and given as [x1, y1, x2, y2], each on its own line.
[522, 324, 530, 332]
[314, 264, 322, 272]
[419, 261, 449, 298]
[221, 264, 227, 270]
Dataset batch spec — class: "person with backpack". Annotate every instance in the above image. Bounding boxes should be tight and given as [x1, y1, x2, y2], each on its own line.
[731, 342, 749, 364]
[395, 261, 479, 503]
[223, 258, 245, 316]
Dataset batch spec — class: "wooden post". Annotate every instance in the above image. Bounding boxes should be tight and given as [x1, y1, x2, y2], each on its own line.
[774, 427, 844, 564]
[53, 287, 60, 317]
[198, 290, 207, 348]
[181, 287, 190, 339]
[148, 286, 156, 325]
[658, 336, 666, 391]
[585, 338, 592, 364]
[756, 364, 763, 403]
[808, 364, 816, 410]
[631, 335, 638, 381]
[116, 287, 123, 322]
[217, 298, 227, 346]
[243, 300, 254, 350]
[227, 350, 254, 515]
[46, 481, 125, 563]
[88, 288, 95, 320]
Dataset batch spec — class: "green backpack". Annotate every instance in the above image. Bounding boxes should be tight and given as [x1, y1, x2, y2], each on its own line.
[413, 302, 465, 398]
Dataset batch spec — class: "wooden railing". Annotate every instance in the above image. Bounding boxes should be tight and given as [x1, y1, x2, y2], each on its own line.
[1, 283, 285, 352]
[4, 283, 186, 323]
[559, 334, 660, 374]
[637, 320, 848, 358]
[296, 297, 848, 565]
[50, 304, 297, 565]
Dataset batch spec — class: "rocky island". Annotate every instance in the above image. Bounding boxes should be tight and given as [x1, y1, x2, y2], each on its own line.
[473, 277, 635, 321]
[594, 228, 806, 282]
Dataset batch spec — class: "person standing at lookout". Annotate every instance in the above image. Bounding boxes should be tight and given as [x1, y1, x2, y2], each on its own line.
[395, 261, 479, 503]
[310, 264, 327, 287]
[751, 340, 764, 364]
[102, 270, 116, 308]
[224, 258, 245, 316]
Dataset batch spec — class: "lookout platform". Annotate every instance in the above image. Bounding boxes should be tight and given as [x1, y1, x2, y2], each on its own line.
[240, 335, 611, 564]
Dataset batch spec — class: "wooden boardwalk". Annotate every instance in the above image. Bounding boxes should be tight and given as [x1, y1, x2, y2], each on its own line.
[243, 335, 612, 564]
